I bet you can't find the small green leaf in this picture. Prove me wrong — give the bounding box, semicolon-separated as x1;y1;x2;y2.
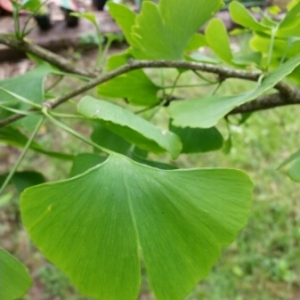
130;0;223;60
170;124;223;153
70;153;107;177
21;0;41;12
169;55;300;128
278;149;300;170
229;1;270;32
288;158;300;182
98;51;160;106
78;97;182;158
71;12;98;27
205;18;233;63
21;154;253;300
108;3;136;45
0;248;33;300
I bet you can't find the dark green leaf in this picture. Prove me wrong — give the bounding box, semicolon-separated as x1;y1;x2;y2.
170;124;223;153
91;123;131;154
21;154;253;300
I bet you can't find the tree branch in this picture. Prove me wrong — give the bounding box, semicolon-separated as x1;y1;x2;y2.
1;55;300;128
0;34;96;77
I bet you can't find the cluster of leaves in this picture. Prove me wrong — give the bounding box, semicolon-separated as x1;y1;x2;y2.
1;0;300;299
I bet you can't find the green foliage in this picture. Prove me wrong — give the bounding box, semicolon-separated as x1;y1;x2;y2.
21;154;252;300
0;248;32;300
1;0;300;299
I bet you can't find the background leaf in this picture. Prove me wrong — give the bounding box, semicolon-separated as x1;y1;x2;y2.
21;154;253;300
0;248;33;300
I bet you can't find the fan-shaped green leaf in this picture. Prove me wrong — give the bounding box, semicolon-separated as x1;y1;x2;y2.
205;18;233;63
170;124;223;153
168;54;300;128
78;97;182;158
0;248;33;300
21;154;253;300
130;0;223;60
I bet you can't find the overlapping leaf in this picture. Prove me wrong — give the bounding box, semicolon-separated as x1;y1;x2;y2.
78;96;182;158
21;154;253;300
168;55;300;128
0;248;32;300
130;0;223;60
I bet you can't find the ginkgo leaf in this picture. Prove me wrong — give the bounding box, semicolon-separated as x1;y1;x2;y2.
0;248;33;300
168;54;300;128
205;18;233;63
21;154;253;300
78;96;182;158
229;1;270;32
130;0;223;60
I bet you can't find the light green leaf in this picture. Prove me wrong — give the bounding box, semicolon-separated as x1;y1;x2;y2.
108;3;136;45
0;248;33;300
205;18;233;63
70;153;107;177
91;123;131;154
130;0;223;60
21;0;41;12
168;55;300;128
21;153;253;300
170;124;223;153
71;12;98;27
78;97;182;158
288;158;300;182
229;1;270;32
98;51;160;106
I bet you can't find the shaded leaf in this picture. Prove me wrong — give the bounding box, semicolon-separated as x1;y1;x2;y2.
78;97;182;158
0;248;33;300
21;154;253;300
70;153;107;177
170;124;223;153
130;0;223;60
91;123;131;154
98;51;160;106
168;55;300;128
